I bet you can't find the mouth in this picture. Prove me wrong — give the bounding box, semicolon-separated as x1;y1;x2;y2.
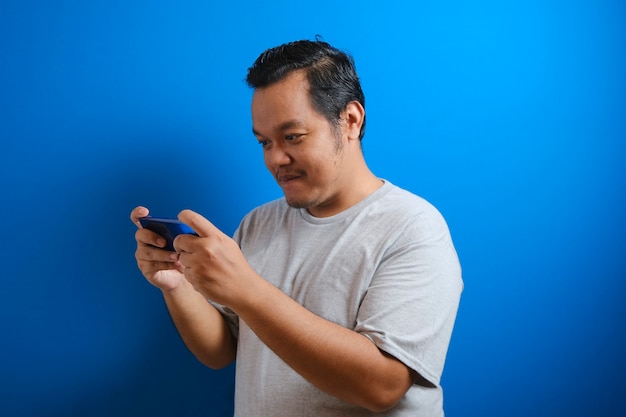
276;172;303;186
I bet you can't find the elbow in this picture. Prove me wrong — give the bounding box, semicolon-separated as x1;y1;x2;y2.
196;350;236;370
362;391;404;413
357;380;411;413
193;340;237;370
358;368;422;412
199;358;233;370
192;333;238;370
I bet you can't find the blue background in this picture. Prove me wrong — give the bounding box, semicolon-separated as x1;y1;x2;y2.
1;1;624;416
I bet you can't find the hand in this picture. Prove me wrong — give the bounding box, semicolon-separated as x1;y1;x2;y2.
131;206;185;292
174;209;257;307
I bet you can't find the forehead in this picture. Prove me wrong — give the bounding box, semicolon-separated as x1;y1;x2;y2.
251;71;323;132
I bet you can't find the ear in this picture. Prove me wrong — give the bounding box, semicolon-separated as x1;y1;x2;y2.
342;101;365;142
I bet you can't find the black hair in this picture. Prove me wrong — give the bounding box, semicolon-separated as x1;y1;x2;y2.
246;39;366;141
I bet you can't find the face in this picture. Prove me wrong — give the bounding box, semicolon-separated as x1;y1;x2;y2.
251;71;347;216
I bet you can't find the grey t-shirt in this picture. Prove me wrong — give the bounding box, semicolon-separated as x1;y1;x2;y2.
219;180;462;416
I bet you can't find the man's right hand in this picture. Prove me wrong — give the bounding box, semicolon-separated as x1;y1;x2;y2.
131;206;185;292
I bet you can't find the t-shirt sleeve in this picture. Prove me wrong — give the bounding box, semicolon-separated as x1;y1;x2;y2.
354;210;463;386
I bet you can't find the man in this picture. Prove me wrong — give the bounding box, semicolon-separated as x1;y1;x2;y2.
131;39;462;416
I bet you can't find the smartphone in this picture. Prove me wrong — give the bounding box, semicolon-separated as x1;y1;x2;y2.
139;216;197;251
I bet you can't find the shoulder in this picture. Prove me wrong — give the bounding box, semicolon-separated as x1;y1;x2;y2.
234;197;292;243
378;182;448;225
242;197;291;225
245;196;286;215
371;182;454;248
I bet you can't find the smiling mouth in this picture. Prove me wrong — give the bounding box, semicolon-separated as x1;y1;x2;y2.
276;172;303;185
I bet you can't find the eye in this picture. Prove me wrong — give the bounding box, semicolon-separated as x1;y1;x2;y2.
255;135;270;148
285;134;303;142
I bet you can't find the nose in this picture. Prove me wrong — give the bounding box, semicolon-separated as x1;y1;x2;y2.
265;143;292;168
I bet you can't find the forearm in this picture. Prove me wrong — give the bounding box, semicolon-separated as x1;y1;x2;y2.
232;276;415;412
163;279;236;369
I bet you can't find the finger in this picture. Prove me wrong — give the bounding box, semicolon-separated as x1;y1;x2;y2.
131;206;150;228
137;248;172;271
178;209;222;238
136;241;177;264
172;233;196;253
137;259;182;278
136;228;167;249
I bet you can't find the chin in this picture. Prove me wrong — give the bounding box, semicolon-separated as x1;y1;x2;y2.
284;192;317;209
285;197;311;209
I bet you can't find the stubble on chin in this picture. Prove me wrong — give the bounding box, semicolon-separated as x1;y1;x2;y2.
284;194;315;209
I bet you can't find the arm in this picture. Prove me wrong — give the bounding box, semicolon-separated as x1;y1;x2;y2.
131;206;236;369
235;277;417;412
175;210;416;412
162;278;236;369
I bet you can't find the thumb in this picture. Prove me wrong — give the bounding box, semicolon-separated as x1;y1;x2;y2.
178;209;220;238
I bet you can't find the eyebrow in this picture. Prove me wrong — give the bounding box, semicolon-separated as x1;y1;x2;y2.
252;119;306;137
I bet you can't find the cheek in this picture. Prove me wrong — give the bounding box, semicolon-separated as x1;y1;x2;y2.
308;155;339;182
